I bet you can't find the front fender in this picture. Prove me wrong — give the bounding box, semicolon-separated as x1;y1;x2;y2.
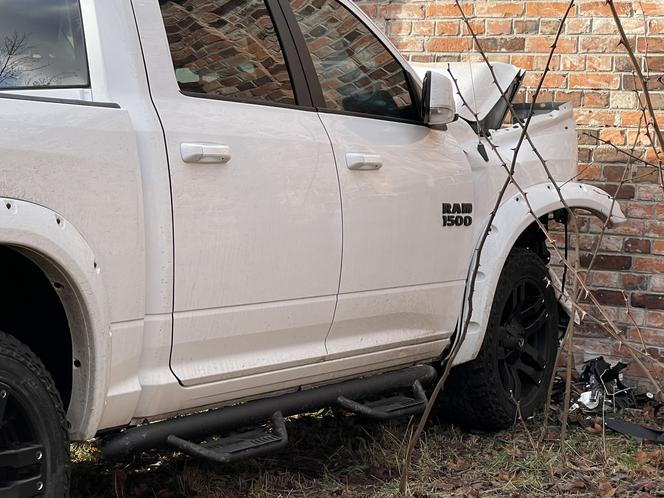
0;197;110;439
453;181;625;365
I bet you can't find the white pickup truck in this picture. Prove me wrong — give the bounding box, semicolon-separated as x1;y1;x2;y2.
0;0;624;496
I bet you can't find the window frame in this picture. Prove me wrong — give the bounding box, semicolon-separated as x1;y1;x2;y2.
277;0;425;125
0;0;91;91
158;0;315;111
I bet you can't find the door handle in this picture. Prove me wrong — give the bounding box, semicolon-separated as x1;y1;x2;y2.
181;143;232;164
346;153;383;171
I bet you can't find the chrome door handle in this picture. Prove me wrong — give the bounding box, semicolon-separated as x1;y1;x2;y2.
346;152;383;171
181;143;232;164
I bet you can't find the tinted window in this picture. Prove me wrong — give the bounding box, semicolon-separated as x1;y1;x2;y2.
0;0;88;89
289;0;418;120
160;0;296;105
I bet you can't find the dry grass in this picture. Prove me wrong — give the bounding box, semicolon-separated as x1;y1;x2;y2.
71;409;664;497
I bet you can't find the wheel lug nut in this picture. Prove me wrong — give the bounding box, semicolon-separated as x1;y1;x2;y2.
0;390;6;399
36;450;43;461
36;482;43;491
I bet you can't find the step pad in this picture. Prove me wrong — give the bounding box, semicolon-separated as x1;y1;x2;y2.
337;380;428;420
365;395;425;413
202;431;282;455
167;411;287;464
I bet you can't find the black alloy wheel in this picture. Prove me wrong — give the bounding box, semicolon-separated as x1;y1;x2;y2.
441;248;560;431
496;276;553;407
0;332;69;497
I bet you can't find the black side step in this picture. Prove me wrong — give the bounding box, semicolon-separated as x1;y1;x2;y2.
103;365;437;459
0;477;44;498
167;411;288;464
0;444;45;498
337;380;427;420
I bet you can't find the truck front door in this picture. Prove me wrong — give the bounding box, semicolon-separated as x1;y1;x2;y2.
284;0;475;359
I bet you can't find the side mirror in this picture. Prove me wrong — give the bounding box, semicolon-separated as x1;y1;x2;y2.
422;70;457;126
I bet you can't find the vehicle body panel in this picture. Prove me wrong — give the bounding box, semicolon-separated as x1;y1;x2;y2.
0;96;143;438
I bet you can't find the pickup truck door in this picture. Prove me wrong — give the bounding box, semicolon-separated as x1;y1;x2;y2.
283;0;475;358
134;0;342;386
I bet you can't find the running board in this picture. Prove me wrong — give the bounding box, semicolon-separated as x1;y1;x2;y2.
103;365;437;460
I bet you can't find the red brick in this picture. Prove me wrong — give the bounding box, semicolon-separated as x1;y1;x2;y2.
567;18;592;35
584;289;627;306
637;2;664;16
632;292;664;310
593;18;645;35
574;109;618;126
475;2;524;17
380;4;424;19
412;20;435;36
650;19;664;34
623;274;649;290
586;55;613;71
653;240;664;255
580;253;632;270
521;72;566;88
480;37;525;52
579;1;632;16
646;311;664;328
569;73;620;90
435;20;459;36
388;21;412;36
561;54;585;71
637;37;664;53
425;3;473;18
583;92;610;107
579;36;623;53
460;19;486;35
526;2;573;17
525;36;577;53
599;128;626;145
392;38;424;52
486;19;512;35
514;19;539;34
623;237;651;253
633;256;664;273
425;38;471;52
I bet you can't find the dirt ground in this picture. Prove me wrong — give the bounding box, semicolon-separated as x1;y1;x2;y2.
71;409;664;498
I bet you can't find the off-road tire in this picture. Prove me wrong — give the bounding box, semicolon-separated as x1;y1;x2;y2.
0;331;70;496
442;248;559;431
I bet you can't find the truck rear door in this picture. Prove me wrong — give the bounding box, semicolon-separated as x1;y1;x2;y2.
133;0;342;387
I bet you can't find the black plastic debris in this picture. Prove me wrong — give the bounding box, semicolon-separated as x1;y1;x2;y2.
572;357;643;414
552;356;664;442
605;418;664;444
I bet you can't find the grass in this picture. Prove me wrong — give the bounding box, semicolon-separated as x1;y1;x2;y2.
70;409;664;497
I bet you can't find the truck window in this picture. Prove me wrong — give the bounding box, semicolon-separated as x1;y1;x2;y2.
160;0;296;106
288;0;418;121
0;0;88;89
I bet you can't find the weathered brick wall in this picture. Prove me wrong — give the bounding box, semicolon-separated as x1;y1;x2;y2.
355;0;664;379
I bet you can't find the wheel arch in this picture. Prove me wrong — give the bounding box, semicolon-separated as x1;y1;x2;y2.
452;181;626;366
0;198;111;440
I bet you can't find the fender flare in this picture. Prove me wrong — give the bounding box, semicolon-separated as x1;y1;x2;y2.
0;197;110;439
453;181;626;365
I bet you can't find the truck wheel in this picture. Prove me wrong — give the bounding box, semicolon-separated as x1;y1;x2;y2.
0;331;70;496
443;248;559;431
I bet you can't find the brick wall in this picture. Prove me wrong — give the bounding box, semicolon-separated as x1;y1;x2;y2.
355;0;664;380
